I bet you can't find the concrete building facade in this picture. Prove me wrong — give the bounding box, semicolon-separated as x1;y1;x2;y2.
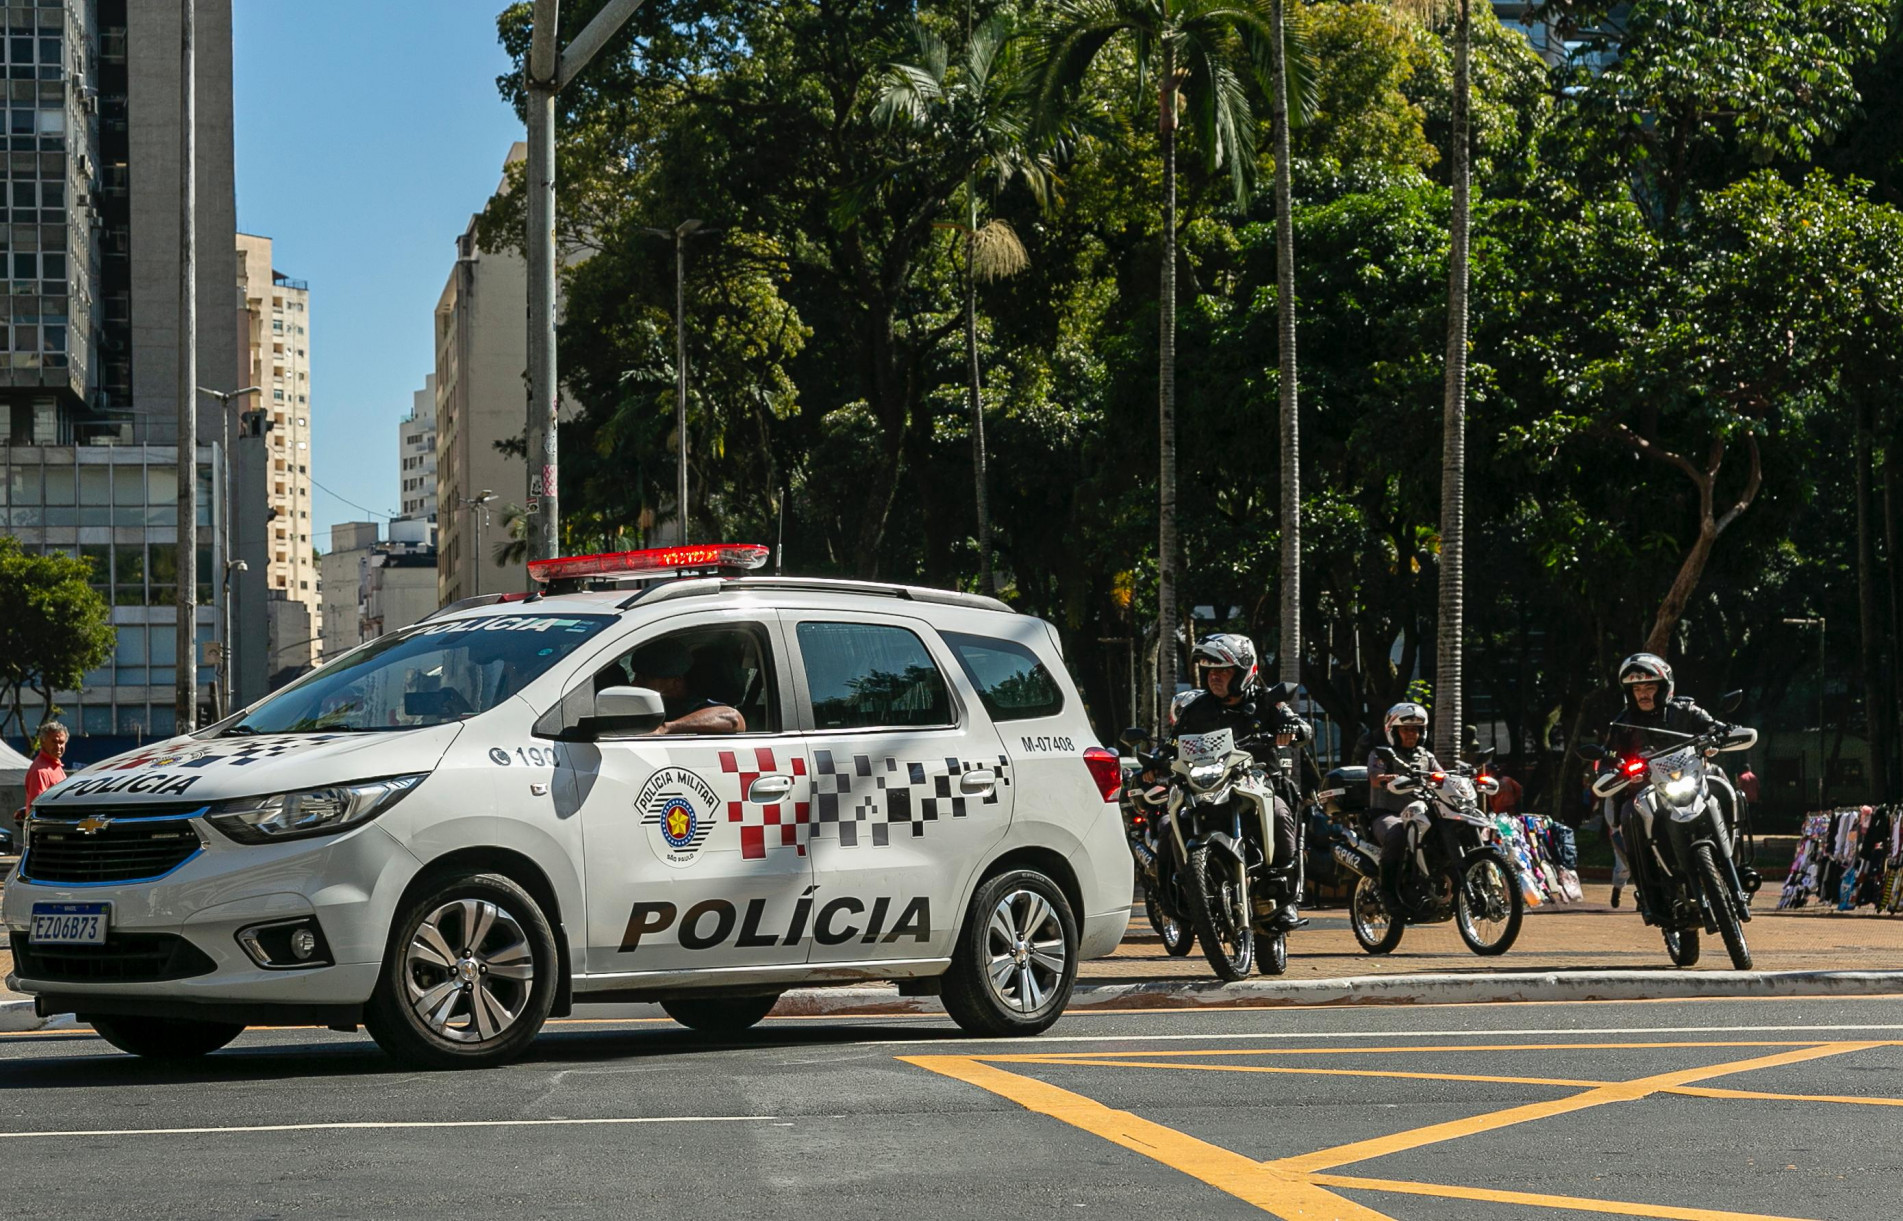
318;518;377;659
319;517;435;657
0;0;244;752
399;373;435;526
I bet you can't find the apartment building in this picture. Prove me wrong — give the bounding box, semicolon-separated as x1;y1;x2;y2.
399;372;435;527
0;0;244;748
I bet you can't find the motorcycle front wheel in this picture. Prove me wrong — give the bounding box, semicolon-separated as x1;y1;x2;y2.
1258;926;1288;976
1663;923;1701;967
1350;875;1405;955
1145;892;1195;957
1456;850;1525;956
1695;843;1753;969
1184;844;1253;980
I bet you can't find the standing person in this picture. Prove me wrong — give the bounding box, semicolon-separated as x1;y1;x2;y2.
23;720;69;815
1489;764;1523;816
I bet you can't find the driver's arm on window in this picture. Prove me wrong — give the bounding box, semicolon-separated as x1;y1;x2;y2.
655;705;745;736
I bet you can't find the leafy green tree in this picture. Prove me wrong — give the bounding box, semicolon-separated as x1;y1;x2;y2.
873;11;1058;594
0;537;115;738
1031;0;1278;722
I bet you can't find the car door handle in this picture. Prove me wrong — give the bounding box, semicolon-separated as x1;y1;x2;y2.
960;769;997;795
748;774;795;803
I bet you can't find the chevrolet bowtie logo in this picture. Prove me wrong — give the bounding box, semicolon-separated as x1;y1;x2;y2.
74;814;112;835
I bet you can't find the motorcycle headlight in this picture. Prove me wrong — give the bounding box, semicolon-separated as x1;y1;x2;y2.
1189;763;1225;789
1662;776;1700;804
206;774;425;844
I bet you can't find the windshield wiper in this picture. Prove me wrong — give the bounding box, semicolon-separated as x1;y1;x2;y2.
219;724;260;737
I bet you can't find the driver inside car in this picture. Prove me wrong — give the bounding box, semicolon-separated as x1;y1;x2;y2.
618;638;745;736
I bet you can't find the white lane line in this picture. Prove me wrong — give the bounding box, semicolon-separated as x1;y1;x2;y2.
0;1115;776;1140
854;1022;1903;1048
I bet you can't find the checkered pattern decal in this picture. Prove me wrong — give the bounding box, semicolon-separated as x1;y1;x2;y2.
811;748;1012;848
106;737;345;771
718;746;811;860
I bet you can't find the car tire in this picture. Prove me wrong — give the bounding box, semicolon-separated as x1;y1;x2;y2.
941;868;1078;1038
364;870;559;1070
661;993;782;1033
87;1014;245;1059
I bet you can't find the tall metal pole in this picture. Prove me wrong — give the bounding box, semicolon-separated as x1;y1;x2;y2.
674;227;688;544
524;0;646;566
175;0;197;734
525;0;560;564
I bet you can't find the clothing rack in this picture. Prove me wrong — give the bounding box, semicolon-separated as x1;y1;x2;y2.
1778;805;1901;912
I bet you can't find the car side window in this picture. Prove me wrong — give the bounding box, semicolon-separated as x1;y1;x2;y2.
589;622;781;735
940;631;1065;722
796;621;953;730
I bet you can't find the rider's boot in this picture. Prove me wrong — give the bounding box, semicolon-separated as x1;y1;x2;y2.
1378;858;1404;915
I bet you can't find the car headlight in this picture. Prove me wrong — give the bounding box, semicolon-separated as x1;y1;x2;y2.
206;775;425;844
1189;763;1225;789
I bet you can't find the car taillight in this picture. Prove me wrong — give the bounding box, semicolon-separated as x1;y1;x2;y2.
1083;747;1122;803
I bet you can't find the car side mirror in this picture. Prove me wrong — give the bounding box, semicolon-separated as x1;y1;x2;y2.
579;685;667;737
1718;689;1744;715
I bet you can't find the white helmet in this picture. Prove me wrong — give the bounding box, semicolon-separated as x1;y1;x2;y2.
1619;652;1675;706
1192;633;1259;696
1383;701;1429;746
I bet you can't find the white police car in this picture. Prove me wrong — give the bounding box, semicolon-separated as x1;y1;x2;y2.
4;545;1131;1067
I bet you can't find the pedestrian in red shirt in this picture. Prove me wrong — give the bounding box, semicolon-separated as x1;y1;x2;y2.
23;720;69;814
1489;765;1523;815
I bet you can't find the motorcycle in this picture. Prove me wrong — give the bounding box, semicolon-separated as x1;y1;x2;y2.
1119;680;1305;981
1333;747;1525;957
1118;747;1195;958
1580;703;1759;969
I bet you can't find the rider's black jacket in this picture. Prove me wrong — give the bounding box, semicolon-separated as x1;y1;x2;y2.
1605;697;1720;760
1173;689;1312;754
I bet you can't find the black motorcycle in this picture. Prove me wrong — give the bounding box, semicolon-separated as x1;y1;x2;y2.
1580;703;1759;969
1119;748;1195;958
1332;747;1525;957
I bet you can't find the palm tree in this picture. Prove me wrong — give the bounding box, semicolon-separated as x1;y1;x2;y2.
1269;0;1300;687
1031;0;1277;730
875;14;1057;595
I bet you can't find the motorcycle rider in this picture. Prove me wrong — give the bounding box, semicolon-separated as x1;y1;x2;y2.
1172;633;1312;928
1601;652;1746;916
1367;702;1441;912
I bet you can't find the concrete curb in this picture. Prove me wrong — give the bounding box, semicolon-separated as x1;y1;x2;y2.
762;968;1903;1017
8;971;1901;1034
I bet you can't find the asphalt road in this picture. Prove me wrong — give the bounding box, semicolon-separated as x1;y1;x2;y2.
3;997;1901;1220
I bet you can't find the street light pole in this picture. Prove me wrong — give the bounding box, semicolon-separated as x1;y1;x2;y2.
1784;616;1827;808
461;489;496;595
200;385;261;715
642;220;716;544
176;0;197;734
524;0;649;564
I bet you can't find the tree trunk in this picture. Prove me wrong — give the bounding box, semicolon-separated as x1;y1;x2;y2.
1855;402;1889;797
966;192;993;595
1434;0;1472;760
1155;47;1181;734
1271;0;1301;687
1885;413;1902;798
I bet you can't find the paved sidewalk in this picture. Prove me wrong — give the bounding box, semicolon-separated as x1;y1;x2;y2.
1093;881;1900;982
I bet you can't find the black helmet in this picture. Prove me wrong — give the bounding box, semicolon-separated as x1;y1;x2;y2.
1618;652;1675;706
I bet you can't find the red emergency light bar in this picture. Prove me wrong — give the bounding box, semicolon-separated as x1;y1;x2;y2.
527;543;771;585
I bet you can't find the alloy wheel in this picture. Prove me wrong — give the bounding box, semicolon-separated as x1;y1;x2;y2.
403;897;536;1044
985;888;1068;1014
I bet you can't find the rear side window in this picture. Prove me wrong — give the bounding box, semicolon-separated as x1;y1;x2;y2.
942;631;1065;722
797;622;952;730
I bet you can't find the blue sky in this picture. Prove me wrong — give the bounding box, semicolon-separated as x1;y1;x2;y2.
233;1;524;546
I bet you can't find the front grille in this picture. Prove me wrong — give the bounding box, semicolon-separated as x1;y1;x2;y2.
21;812;204;884
9;931;217;983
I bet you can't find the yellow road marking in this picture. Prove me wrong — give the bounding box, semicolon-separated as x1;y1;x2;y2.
1273;1042;1881;1174
902;1054;1392;1221
1670;1085;1903;1107
1309;1173;1820;1221
991;1056;1610;1089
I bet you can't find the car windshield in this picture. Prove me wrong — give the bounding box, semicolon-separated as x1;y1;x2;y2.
224;613;616;734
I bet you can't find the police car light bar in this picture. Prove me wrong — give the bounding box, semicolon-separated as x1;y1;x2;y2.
527;544;771;586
